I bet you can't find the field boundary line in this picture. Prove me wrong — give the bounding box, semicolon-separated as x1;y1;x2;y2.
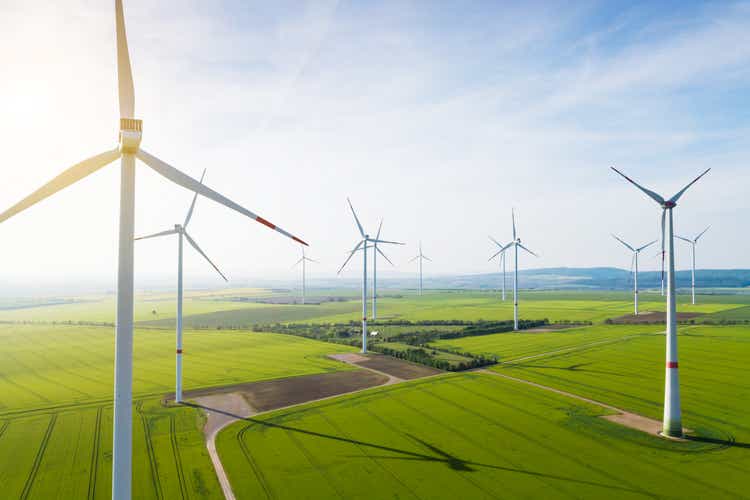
20;413;57;500
87;407;103;500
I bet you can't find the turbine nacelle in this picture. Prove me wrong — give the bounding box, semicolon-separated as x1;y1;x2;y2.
119;118;142;154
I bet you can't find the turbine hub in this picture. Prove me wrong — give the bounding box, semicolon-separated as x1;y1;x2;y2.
663;201;676;208
119;118;143;154
175;224;182;232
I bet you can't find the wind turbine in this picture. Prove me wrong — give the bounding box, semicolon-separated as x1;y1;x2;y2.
612;166;710;438
338;199;402;353
611;234;656;315
488;236;508;301
135;169;228;404
489;210;538;331
676;227;710;305
292;247;318;304
409;242;432;296
0;2;308;498
371;220;396;320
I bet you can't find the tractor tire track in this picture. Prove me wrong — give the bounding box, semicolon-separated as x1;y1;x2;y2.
137;402;164;500
284;428;345;499
237;425;273;499
170;415;188;500
87;407;103;500
20;413;57;500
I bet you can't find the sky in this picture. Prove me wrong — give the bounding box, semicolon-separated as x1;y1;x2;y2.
0;0;748;292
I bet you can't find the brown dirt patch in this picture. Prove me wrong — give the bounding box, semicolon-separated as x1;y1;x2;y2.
193;370;388;413
329;352;369;363
355;354;442;380
611;311;703;324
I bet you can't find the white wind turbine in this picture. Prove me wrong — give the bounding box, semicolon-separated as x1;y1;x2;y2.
292;247;318;305
612;166;710;438
338;199;403;352
488;236;508;301
0;2;308;497
489;210;538;331
676;227;710;305
409;241;432;296
135;169;228;404
611;234;656;315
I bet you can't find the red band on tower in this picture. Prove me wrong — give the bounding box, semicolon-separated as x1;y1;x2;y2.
176;349;183;354
667;361;678;368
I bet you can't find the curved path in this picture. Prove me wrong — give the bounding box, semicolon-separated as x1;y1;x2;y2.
195;353;423;500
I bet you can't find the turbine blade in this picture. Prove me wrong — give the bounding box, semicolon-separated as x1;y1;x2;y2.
0;149;120;224
422;255;433;262
184;231;228;282
668;168;711;204
376;246;395;266
371;239;404;245
660;208;666;285
305;257;320;264
291;257;304;268
611;234;635;252
518;243;538;257
512;209;517;240
488;247;505;261
637;240;657;252
610;167;665;205
375;219;383;241
115;0;135;118
409;255;420;263
183;169;206;228
338;240;364;275
347;198;365;238
695;226;710;242
488;235;504;248
134;228;177;241
675;235;693;244
137;149;307;245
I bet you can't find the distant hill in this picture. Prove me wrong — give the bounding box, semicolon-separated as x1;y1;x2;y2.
378;267;750;292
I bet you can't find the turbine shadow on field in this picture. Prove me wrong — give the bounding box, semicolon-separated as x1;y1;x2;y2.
506;362;628;377
190;403;652;494
684;435;750;449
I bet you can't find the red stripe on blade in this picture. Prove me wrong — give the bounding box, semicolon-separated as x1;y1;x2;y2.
667;361;678;368
255;216;276;230
292;235;309;246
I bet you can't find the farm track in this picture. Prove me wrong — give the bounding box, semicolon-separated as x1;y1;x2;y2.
237;425;273;499
0;420;9;440
170;415;188;500
87;407;103;500
137;402;163;500
20;414;57;500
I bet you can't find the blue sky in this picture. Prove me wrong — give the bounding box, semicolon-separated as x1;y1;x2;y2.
0;0;747;289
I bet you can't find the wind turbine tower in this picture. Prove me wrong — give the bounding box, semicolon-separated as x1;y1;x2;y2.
676;227;710;305
409;242;432;296
489;236;508;301
489;210;538;330
612;166;710;437
135;169;229;403
338;199;402;352
611;234;656;315
0;2;308;497
293;247;318;305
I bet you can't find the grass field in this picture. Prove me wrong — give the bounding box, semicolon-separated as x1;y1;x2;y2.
217;372;749;499
3;288;749;498
430;324;665;361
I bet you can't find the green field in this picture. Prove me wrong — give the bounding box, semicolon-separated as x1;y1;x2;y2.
217;372;749;499
2;288;749;498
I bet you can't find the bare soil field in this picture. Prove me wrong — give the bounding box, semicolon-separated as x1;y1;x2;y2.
186;369;388;412
355;353;443;379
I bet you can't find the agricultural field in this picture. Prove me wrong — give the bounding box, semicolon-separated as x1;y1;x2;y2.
430;324;665;362
217;372;749;499
497;325;750;437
